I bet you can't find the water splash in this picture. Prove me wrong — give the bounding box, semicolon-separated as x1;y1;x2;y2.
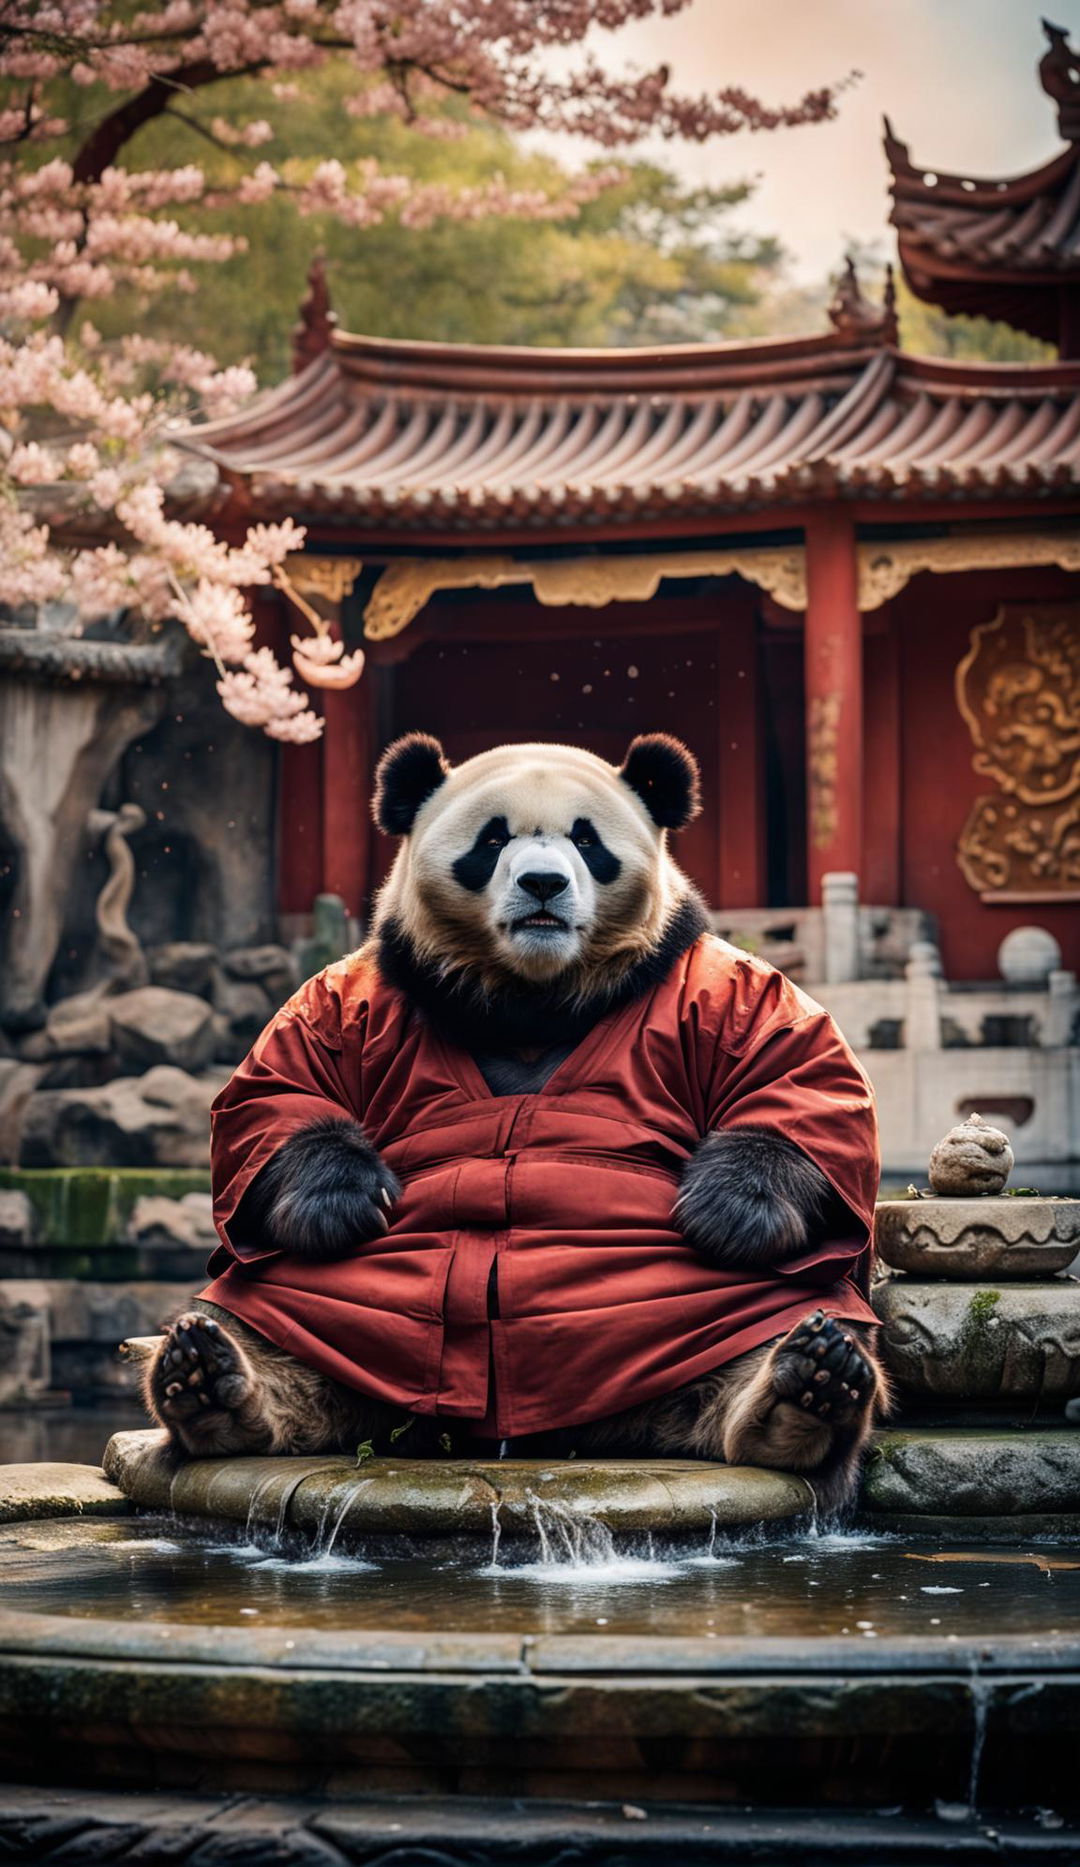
966;1671;993;1817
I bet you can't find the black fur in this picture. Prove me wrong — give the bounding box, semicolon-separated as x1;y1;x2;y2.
240;1116;401;1263
620;734;701;830
452;816;510;892
675;1126;834;1271
376;891;710;1052
373;733;450;835
570;817;621;884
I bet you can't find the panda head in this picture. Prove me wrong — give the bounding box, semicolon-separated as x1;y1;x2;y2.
372;733;702;994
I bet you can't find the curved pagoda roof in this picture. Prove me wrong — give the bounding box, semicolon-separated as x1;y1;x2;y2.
886;21;1080;348
187;309;1080;537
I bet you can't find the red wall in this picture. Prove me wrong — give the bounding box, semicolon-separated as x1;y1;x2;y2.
371;593;765;910
894;565;1079;980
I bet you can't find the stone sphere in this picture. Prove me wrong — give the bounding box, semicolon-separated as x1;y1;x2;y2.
997;925;1062;986
928;1112;1014;1196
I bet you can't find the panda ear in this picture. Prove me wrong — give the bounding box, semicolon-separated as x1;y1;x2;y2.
619;734;701;830
372;733;450;834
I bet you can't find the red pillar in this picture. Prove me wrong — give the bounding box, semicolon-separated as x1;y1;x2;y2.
320;624;372;922
716;599;765;907
803;508;863;903
861;608;901;904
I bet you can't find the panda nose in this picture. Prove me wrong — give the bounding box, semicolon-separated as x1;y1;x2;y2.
519;871;570;904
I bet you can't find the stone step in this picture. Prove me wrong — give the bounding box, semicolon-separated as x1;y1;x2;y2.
0;1168;212;1281
873;1277;1080;1399
863;1426;1080;1517
0;1462;129;1524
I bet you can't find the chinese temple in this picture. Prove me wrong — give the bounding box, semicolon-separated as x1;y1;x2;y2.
0;21;1077;1190
192;85;1080;990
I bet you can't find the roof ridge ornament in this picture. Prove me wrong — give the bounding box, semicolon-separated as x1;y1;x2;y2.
827;256;898;347
291;250;338;375
1040;20;1080;141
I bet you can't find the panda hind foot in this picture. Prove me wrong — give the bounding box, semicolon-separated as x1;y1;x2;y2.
770;1309;873;1427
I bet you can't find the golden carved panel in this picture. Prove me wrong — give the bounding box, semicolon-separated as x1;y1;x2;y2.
858;531;1080;611
955;603;1080;899
362;546;807;640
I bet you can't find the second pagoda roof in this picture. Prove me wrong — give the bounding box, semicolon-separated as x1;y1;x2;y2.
186;321;1080;535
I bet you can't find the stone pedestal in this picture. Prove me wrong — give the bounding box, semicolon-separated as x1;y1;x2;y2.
869;1183;1080;1521
875;1195;1080;1278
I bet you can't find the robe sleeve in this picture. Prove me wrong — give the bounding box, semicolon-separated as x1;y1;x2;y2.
700;956;879;1295
208;969;366;1270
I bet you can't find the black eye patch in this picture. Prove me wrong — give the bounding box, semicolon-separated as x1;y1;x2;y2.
452;816;511;892
570;817;621;884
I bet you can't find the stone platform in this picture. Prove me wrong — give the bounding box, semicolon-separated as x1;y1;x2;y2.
101;1429;815;1543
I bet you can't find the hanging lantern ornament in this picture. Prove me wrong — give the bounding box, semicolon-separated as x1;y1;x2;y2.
290;632;365;689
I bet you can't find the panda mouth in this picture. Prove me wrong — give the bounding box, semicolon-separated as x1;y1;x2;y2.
513;910;568;933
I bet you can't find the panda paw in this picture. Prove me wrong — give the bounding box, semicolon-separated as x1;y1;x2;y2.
675;1126;832;1272
251;1116;401;1263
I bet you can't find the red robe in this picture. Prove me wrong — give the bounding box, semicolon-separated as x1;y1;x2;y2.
202;934;878;1436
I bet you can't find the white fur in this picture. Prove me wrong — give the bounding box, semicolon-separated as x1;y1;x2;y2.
374;742;692;989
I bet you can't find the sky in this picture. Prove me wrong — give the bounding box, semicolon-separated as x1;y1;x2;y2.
533;1;1080;284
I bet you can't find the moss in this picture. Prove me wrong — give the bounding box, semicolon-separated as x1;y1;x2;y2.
967;1289;1002;1323
0;1168;210;1244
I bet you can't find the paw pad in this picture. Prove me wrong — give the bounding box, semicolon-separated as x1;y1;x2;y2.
773;1309;873;1425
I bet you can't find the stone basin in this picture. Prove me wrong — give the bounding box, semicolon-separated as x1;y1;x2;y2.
875;1195;1080;1279
872;1278;1080;1399
1;1505;1079;1811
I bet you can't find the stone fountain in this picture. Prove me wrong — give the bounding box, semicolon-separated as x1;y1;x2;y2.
0;1123;1078;1852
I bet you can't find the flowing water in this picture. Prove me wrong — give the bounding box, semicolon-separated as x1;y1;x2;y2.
2;1515;1078;1641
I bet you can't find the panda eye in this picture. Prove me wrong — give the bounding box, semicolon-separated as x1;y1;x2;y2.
480;817;510;850
574;832;593;848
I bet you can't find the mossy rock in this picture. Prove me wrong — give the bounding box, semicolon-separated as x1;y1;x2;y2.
0;1169;210;1247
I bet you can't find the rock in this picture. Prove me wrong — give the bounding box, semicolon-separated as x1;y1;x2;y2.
103;1430;815;1542
223;944;296;1002
872;1279;1080;1398
0;1191;35;1247
124;1191;216;1256
19;1065;223;1168
0;1461;130;1522
928;1112;1014;1196
863;1426;1080;1515
44;990;112;1056
0;1061;44;1164
212;975;271;1044
0;1279;50;1403
998;924;1062;986
13;1030;49;1062
875;1195;1080;1279
108;986;217;1074
147;942;218;999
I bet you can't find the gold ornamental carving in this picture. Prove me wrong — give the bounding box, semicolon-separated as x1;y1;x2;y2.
362;545;808;640
283;554;363;606
955;603;1080;900
807;691;841;850
857;531;1080;611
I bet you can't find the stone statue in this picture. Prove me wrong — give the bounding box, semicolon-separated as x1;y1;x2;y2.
87;802;148;990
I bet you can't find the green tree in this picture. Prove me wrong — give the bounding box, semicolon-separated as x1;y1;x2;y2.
73;69;782;375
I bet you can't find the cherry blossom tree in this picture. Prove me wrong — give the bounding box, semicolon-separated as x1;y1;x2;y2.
0;2;847;740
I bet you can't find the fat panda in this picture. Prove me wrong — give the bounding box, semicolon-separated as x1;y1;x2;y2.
146;733;888;1512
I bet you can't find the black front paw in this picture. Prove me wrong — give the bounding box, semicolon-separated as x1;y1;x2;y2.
253;1116;401;1263
675;1126;831;1272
